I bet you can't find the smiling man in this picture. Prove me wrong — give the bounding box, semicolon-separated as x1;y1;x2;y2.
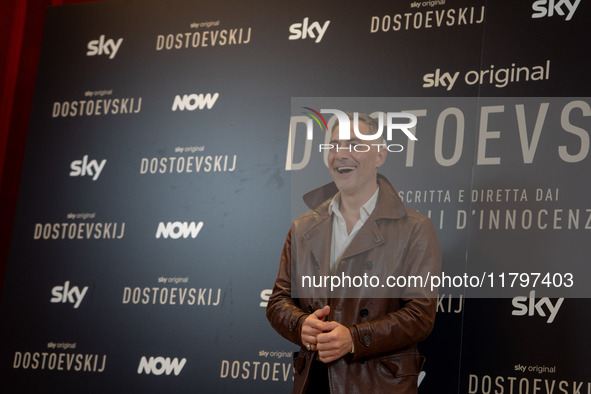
267;112;441;393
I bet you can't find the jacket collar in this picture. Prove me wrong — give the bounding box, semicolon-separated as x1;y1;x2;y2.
302;173;407;220
300;174;408;268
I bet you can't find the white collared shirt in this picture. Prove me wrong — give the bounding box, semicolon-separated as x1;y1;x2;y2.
329;187;379;273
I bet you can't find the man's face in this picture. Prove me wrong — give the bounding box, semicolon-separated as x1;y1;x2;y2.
328;121;386;199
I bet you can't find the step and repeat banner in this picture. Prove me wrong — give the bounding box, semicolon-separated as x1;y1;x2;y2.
1;0;590;392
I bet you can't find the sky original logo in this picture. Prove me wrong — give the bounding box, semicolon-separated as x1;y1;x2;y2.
288;18;330;43
137;356;186;376
422;60;551;91
511;290;564;323
172;93;219;111
69;155;106;181
532;0;580;21
155;221;204;239
50;281;89;309
422;69;460;91
86;35;123;59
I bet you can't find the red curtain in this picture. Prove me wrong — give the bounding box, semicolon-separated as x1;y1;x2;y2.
0;0;103;301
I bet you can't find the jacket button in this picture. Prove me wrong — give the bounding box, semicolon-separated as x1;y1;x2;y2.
289;320;295;330
314;261;320;270
308;305;314;313
363;335;371;346
364;261;374;270
359;308;368;317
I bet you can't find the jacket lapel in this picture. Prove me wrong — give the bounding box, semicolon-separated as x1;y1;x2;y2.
340;219;384;260
300;173;408;272
303;205;332;277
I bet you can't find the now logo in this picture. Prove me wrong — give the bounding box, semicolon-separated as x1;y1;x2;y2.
172;93;219;111
155;221;204;239
137;356;186;376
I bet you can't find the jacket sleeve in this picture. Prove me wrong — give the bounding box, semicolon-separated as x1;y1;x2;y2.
266;228;310;347
349;216;442;360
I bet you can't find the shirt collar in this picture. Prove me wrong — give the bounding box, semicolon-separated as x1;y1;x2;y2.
329;186;380;222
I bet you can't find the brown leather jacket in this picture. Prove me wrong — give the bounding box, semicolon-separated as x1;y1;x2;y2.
267;175;441;394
